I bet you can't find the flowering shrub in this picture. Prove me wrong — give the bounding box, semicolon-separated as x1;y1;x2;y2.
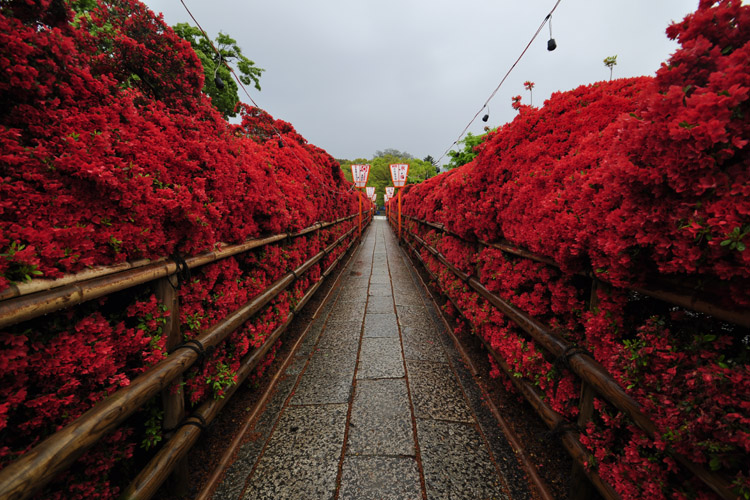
396;1;750;497
0;0;359;498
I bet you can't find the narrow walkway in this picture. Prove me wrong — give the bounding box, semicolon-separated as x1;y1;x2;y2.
213;218;530;500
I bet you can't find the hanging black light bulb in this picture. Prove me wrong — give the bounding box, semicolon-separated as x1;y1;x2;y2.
213;57;225;90
547;15;557;51
214;74;225;90
482;114;489;122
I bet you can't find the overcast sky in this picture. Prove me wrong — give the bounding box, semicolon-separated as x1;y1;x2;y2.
140;0;702;165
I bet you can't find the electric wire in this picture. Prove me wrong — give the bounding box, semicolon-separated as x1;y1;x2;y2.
179;0;357;199
435;0;563;166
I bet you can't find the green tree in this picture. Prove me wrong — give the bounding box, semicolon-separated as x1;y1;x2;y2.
173;23;264;118
445;132;489;170
340;152;436;205
603;55;617;81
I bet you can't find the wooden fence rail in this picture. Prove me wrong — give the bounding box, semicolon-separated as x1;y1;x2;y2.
0;211;371;500
391;214;736;500
405;215;750;329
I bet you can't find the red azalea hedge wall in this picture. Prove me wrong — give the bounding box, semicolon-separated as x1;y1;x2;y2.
0;0;359;498
394;1;750;498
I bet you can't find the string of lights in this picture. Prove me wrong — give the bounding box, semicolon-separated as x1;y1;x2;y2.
178;0;357;199
435;0;563;166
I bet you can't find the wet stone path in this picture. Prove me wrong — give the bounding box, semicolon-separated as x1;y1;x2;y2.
214;218;530;500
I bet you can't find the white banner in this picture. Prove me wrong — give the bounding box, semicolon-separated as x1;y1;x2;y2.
351;164;370;188
366;186;375;198
389;164;409;188
385;186;395;197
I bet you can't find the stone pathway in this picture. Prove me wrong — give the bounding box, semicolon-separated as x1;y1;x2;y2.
213;218;532;500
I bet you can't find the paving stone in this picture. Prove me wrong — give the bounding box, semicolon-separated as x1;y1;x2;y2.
316;321;361;352
357;337;405;379
337;286;369;303
363;313;399;338
416;419;507;500
243;455;339;500
346;276;370;289
328;301;366;323
262;404;348;458
369;273;391;284
407;360;473;423
397;306;436;331
284;355;309;377
393;291;425;307
401;325;446;363
367;284;393;297
339;457;422;500
254;374;299;434
213;458;249;500
347;378;413;456
295;319;326;357
365;295;394;314
291;349;356;405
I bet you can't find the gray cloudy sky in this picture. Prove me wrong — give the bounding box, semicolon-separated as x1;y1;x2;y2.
141;0;700;165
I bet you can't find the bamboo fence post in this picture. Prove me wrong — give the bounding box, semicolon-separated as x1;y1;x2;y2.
154;276;189;496
569;278;600;500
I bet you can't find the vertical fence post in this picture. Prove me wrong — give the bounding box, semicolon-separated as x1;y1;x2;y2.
569;277;600;499
358;188;362;239
155;275;189;496
398;189;402;240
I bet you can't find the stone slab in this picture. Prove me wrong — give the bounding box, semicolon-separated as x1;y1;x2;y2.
367;284;393;297
262;404;348;458
347;378;414;456
401;325;446;363
339;457;422;500
316;321;361;352
365;295;394;314
357;337;405;379
363;313;399;338
417;419;508;500
243;455;339;500
406;360;473;423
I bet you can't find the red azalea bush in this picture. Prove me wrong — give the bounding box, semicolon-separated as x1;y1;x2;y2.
0;0;359;497
396;1;750;497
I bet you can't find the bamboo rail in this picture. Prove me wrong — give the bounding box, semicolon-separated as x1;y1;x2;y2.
122;223;363;499
402;214;750;328
0;213;366;500
399;218;737;500
0;214;359;329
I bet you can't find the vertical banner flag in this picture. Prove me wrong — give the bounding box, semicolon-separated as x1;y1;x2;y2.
386;186;395;198
390;164;408;240
389;164;409;187
351;164;370;188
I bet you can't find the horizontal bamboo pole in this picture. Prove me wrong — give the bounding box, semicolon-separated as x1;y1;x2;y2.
122;224;361;500
0;258;164;302
404;226;737;500
0;215;358;330
0;225;356;500
0;214;358;303
403;214;750;328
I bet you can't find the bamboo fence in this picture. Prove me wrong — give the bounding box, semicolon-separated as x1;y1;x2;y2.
391;213;738;500
0;211;372;500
